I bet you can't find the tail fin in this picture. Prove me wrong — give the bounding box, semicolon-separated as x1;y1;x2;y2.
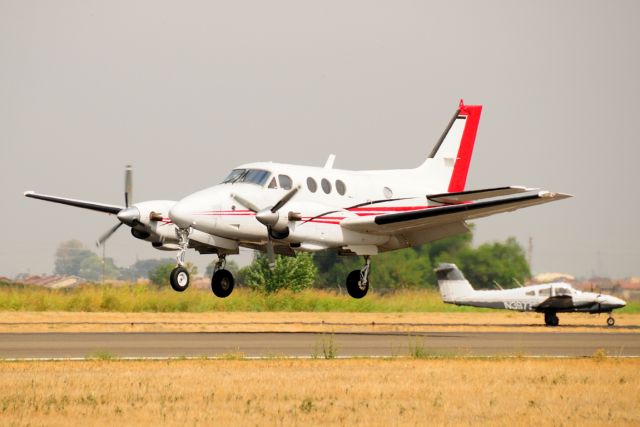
435;263;476;303
418;100;482;193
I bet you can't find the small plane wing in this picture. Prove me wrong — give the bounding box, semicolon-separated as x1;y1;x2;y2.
24;191;123;215
341;190;571;235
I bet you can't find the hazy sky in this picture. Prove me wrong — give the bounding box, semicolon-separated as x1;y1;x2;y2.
1;0;639;279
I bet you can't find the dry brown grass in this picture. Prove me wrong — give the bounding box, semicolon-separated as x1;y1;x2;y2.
0;358;638;426
0;311;637;334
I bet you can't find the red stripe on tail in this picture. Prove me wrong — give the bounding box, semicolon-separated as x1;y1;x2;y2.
448;100;482;192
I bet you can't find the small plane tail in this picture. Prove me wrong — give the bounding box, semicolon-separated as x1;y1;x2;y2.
417;100;482;193
435;263;476;303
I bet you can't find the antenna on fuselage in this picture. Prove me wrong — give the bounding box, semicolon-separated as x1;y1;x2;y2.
492;280;504;290
324;154;336;169
513;278;524;288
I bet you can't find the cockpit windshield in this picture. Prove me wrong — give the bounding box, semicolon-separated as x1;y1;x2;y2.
221;169;271;186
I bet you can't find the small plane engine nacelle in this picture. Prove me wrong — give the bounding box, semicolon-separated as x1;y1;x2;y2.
131;228;151;240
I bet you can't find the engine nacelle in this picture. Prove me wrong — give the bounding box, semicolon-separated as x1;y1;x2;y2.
152;242;180;251
131;228;151;240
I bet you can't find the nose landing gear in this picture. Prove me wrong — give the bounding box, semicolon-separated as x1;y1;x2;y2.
607;315;615;327
346;256;371;299
169;228;191;292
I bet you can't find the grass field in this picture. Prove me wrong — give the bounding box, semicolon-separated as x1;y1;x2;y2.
1;283;638;313
0;358;638;426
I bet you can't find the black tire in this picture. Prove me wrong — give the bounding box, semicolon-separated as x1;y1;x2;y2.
346;270;368;299
211;269;234;298
169;267;190;292
607;317;615;327
544;312;558;327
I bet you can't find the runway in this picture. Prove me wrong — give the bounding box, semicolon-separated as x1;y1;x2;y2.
1;331;639;358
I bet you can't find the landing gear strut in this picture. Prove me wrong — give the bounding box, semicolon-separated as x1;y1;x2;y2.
169;228;191;292
607;314;615;327
211;255;234;298
544;311;559;327
346;256;371;299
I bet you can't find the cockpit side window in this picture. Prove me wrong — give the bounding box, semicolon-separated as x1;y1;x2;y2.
222;169;245;183
539;287;551;297
268;177;278;189
222;169;271;186
278;175;293;190
555;286;571;296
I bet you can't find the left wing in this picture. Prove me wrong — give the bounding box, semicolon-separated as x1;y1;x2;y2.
341;190;571;234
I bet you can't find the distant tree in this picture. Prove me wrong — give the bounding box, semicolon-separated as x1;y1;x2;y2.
120;258;175;281
244;253;317;293
456;237;530;288
54;240;118;281
148;262;198;287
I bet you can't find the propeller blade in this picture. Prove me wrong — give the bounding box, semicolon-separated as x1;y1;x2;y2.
96;222;123;247
231;193;261;213
271;186;300;213
266;236;276;268
124;164;133;207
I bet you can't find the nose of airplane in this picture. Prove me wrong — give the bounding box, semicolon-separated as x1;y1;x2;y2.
169;201;196;229
599;295;627;310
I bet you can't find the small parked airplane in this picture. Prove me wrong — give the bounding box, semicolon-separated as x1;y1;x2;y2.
436;263;626;326
25;100;570;298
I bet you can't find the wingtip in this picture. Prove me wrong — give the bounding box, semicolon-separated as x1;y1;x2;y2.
23;190;34;197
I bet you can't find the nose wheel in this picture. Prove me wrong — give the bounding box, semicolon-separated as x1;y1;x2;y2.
346;256;371;299
169;227;191;292
607;315;615;327
169;266;190;292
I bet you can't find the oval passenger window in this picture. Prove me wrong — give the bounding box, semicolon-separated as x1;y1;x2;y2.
336;180;346;195
321;178;332;194
307;177;317;193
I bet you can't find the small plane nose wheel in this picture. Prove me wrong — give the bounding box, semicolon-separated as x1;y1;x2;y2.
346;256;371;299
170;227;191;292
607;315;615;327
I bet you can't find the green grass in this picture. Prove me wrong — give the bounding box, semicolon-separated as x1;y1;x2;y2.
1;281;637;313
0;282;492;313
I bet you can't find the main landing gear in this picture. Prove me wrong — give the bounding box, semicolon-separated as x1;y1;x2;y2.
210;255;234;298
544;311;559;327
346;256;371;299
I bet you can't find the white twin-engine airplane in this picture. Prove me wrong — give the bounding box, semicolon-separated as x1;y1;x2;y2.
25;101;570;298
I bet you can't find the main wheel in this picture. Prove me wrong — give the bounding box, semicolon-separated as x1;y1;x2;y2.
169;267;190;292
211;269;234;298
544;312;559;327
346;270;369;299
607;317;615;327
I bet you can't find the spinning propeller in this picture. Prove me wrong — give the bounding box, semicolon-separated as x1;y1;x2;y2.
231;186;300;266
96;165;140;247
